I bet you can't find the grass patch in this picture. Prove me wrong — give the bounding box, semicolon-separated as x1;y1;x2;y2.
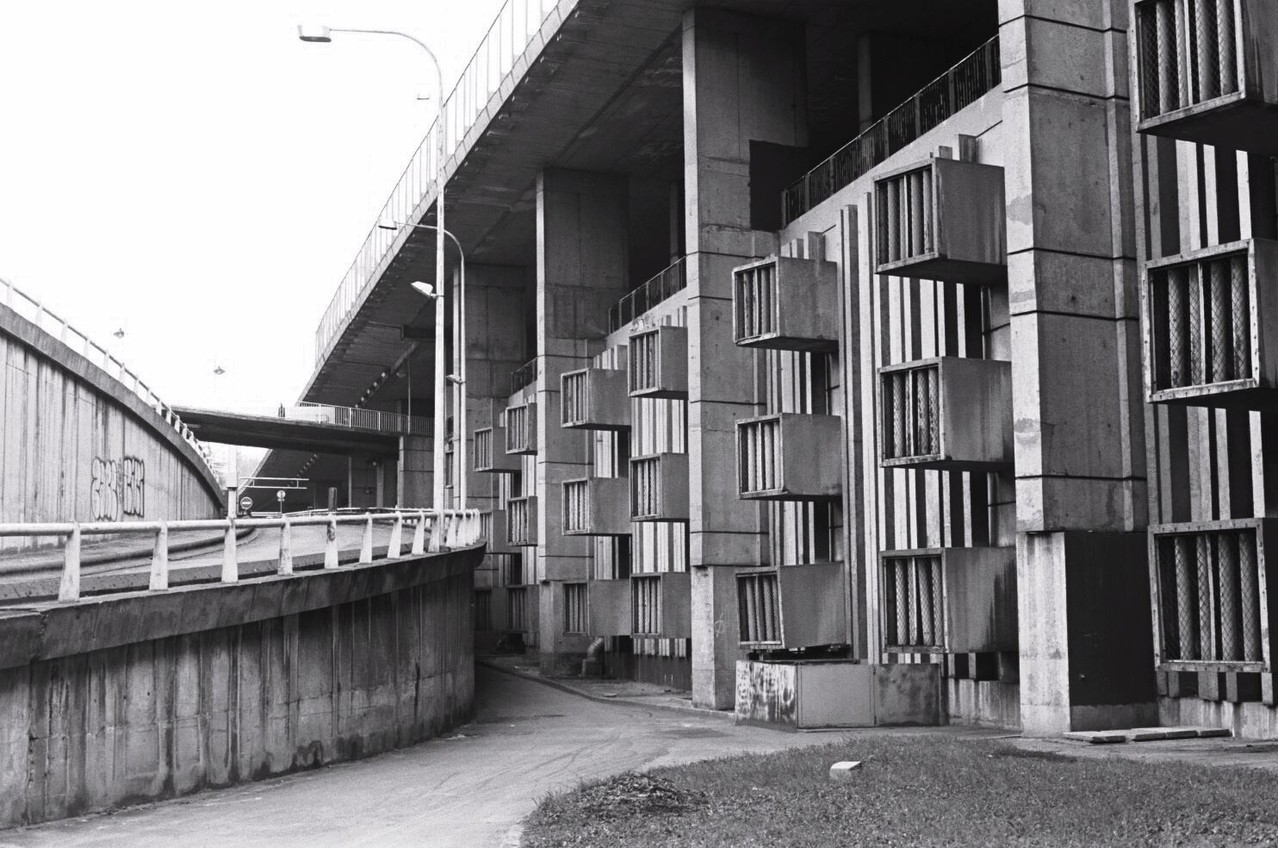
522;736;1278;847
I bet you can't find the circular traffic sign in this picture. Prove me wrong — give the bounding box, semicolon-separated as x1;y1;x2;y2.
239;496;253;512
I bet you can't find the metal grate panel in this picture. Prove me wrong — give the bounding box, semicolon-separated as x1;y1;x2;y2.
883;554;944;651
564;583;587;634
737;572;781;643
876;166;936;268
1156;526;1263;663
1136;0;1240;120
1149;248;1251;391
632;575;662;635
881;364;941;461
734;261;778;342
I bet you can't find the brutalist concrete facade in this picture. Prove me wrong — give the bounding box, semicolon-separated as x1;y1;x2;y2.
294;0;1278;737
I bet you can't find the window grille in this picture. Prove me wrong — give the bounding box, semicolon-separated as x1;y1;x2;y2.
738;572;781;643
564;583;588;634
876;166;935;268
883;554;944;650
734;261;778;342
632;575;661;635
881;364;940;461
475;428;495;471
1156;526;1262;663
508;587;527;631
564;480;590;533
562;371;589;426
1148;248;1251;391
629;331;660;395
738;417;780;495
505;404;535;454
508;497;535;546
475;590;493;631
1136;0;1240;120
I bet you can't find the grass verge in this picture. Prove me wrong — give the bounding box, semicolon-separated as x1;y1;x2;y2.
522;736;1278;847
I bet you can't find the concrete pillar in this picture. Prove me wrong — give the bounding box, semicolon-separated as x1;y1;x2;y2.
459;265;529;520
1000;0;1156;733
535;168;630;675
682;7;806;708
398;435;432;509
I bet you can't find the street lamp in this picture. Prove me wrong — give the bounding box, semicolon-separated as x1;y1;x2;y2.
392;221;467;511
298;23;449;522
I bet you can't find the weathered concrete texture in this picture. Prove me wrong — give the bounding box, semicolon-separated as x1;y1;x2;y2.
735;660;941;729
1017;531;1156;735
1160;698;1278;742
0;305;222;553
948;679;1022;730
0;547;479;827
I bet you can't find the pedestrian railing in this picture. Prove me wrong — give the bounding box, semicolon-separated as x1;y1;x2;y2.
291;401;429;434
0;508;484;603
314;0;575;366
1;275;216;472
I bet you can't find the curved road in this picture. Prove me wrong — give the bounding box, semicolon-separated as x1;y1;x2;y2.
0;666;834;848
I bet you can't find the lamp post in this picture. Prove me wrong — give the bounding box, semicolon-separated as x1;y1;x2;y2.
394;222;466;510
298;24;449;521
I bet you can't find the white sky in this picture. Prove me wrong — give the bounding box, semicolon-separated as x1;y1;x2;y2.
0;0;504;415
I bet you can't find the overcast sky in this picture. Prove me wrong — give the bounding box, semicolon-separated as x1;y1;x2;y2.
0;0;505;414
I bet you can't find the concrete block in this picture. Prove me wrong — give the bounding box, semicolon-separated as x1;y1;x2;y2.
1190;726;1233;738
829;761;862;780
1062;730;1127;744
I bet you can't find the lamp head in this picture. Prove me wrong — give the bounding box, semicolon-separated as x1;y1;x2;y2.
411;281;437;299
297;25;332;43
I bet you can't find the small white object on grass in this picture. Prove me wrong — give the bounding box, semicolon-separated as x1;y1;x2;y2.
829;761;862;780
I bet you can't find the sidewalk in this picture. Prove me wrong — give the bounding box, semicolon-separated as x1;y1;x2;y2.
478;653;730;720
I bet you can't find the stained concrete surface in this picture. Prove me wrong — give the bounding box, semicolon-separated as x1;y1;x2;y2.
0;664;837;848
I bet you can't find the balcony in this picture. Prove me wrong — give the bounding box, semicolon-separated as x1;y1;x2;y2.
507;496;538;547
873;157;1006;286
588;579;632;637
505;402;537;455
1134;0;1278;153
732;256;839;352
561;367;630;430
628;325;687;399
881;547;1017;655
738;563;846;646
1151;519;1276;674
563;477;631;536
879;357;1012;471
609;257;688;333
480;510;517;554
631;572;692;639
475;426;521;473
630;454;689;522
1145;239;1278;410
737;414;843;501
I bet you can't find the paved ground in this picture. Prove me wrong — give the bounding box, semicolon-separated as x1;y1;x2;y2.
0;665;838;848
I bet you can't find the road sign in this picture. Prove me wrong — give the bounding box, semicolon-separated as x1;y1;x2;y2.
239;496;253;513
276;490;286;506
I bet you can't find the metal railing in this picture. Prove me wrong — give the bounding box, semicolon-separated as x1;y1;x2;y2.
608;257;688;333
782;35;1001;225
511;358;538;395
1;276;215;472
292;401;429;434
0;508;484;603
314;0;573;366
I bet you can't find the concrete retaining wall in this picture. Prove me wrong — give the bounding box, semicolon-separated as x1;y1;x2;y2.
0;546;480;827
0;303;223;553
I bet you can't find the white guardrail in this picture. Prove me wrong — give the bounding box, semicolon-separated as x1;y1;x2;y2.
0;508;483;603
1;276;216;472
314;0;569;365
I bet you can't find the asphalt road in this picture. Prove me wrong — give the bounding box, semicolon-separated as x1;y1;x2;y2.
0;665;835;848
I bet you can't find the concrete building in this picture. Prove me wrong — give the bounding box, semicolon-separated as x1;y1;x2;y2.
258;0;1278;737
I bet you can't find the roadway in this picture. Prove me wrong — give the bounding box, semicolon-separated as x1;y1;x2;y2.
0;665;836;848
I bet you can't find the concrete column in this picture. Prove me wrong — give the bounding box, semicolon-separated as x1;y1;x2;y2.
1000;0;1156;733
682;7;806;708
460;264;530;520
398;435;432;509
535;168;630;675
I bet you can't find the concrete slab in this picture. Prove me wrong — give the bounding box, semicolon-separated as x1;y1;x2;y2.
1063;730;1128;744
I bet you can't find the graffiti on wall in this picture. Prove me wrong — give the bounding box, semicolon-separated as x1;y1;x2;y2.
90;456;146;521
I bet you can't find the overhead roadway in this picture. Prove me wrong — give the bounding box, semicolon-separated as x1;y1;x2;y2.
172;407;402;456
